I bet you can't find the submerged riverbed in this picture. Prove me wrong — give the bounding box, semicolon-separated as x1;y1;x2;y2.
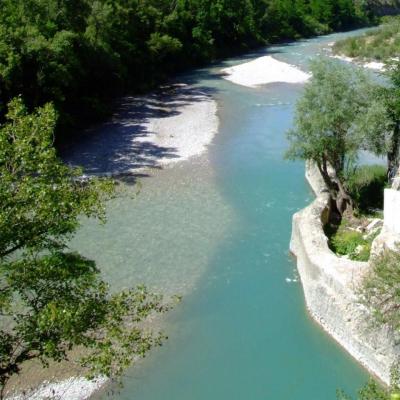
70;29;373;399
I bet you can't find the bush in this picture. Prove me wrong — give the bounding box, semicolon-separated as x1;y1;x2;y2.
361;250;400;330
330;228;370;261
345;165;387;213
328;215;380;262
333;16;400;62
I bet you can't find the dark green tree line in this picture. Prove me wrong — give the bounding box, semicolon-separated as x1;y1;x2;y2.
0;0;374;137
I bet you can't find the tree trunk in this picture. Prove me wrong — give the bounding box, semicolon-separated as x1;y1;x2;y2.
388;123;400;181
317;160;353;217
334;176;354;217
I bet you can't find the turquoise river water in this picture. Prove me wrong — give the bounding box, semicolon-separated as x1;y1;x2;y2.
71;29;374;399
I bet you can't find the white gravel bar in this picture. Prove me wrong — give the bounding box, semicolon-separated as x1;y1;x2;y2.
221;55;311;87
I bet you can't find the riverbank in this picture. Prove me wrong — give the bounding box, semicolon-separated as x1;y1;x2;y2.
332;54;386;71
5;29;377;400
290;162;400;385
63;83;219;176
7;377;107;400
6;83;220;400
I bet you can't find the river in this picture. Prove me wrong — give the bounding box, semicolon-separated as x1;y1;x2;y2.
70;29;373;399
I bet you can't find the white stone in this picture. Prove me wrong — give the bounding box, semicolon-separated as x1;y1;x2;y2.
366;218;383;233
384;189;400;235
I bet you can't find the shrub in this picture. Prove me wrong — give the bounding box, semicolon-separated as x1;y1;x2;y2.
332;16;400;62
360;250;400;330
328;215;380;262
330;228;370;261
345;165;387;213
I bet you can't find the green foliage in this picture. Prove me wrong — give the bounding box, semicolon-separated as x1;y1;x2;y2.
331;229;366;258
286;58;375;174
333;16;400;62
286;57;381;214
345;165;387;213
0;98;113;258
337;379;389;400
0;99;170;396
360;250;400;331
0;0;374;133
329;219;373;261
337;368;400;399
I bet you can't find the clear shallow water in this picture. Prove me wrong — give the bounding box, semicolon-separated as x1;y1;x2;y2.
72;29;375;400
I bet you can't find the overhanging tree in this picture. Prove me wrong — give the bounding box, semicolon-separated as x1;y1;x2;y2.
286;58;378;215
341;60;400;181
0;98;170;398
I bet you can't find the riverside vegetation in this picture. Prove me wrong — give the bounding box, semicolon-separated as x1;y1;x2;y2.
0;1;399;398
0;1;387;397
0;0;377;138
0;99;174;398
333;15;400;62
286;57;400;398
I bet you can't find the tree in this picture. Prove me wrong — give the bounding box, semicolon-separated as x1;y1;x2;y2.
0;98;170;398
286;58;377;215
383;61;400;180
351;60;400;181
337;379;391;400
359;250;400;332
0;0;373;135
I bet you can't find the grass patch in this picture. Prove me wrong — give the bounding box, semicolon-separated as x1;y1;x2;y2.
328;218;380;262
333;16;400;62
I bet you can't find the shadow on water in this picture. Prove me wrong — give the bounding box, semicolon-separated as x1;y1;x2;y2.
62;84;218;175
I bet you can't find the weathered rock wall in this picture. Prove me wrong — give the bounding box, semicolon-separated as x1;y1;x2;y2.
290;162;400;384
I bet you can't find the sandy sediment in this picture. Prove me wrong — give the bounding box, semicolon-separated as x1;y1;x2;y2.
63;83;219;176
221;55;311;87
332;54;386;71
7;377;107;400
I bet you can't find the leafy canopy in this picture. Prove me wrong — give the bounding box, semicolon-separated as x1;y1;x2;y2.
286;58;377;175
285;58;382;214
0;99;170;397
0;0;373;131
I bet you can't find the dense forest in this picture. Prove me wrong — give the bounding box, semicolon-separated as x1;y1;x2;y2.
0;0;378;137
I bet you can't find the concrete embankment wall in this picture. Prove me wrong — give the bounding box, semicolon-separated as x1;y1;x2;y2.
290;163;400;385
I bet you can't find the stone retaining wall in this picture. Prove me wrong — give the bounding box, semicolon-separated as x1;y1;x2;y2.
290;162;400;384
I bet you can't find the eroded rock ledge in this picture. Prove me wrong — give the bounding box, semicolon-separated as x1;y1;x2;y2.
290;162;400;384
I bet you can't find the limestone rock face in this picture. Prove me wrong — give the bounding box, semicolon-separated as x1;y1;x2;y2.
291;163;400;385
